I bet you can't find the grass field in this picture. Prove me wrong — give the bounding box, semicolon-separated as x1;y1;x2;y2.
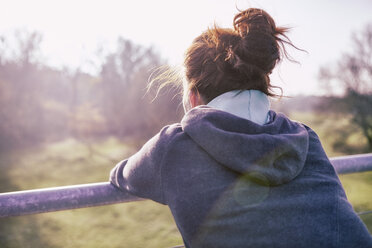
0;138;183;248
0;113;371;247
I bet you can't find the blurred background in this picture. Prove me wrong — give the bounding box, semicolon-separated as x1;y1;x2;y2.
0;0;371;247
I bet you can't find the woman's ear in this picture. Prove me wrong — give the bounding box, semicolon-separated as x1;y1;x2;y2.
189;90;204;108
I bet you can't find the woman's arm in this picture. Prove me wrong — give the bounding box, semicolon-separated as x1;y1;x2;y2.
109;124;179;205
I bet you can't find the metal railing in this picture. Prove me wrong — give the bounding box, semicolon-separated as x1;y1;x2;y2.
1;153;372;218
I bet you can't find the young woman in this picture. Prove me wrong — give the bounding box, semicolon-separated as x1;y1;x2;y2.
110;8;372;248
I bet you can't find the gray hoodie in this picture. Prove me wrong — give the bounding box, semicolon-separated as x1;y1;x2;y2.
110;105;372;248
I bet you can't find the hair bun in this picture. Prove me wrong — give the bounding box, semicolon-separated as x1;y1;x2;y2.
233;8;276;37
183;7;303;103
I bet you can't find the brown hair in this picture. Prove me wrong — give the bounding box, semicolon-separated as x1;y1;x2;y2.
184;8;302;103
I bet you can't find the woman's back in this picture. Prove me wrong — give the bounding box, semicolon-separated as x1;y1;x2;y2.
161;108;371;247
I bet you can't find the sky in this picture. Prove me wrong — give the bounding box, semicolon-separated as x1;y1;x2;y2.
0;0;371;96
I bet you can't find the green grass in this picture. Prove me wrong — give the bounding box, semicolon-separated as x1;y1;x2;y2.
0;112;371;247
0;138;183;248
338;172;372;233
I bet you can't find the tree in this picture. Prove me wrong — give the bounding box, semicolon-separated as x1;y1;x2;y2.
98;38;182;142
0;30;81;150
0;30;46;150
319;23;372;151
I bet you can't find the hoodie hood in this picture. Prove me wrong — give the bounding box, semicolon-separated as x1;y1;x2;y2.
181;106;309;186
207;90;270;125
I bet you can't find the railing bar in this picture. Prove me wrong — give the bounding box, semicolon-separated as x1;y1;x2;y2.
330;153;372;174
357;210;372;216
0;182;144;218
0;153;371;218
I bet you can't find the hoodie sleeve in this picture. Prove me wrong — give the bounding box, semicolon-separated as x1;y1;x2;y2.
109;125;178;205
